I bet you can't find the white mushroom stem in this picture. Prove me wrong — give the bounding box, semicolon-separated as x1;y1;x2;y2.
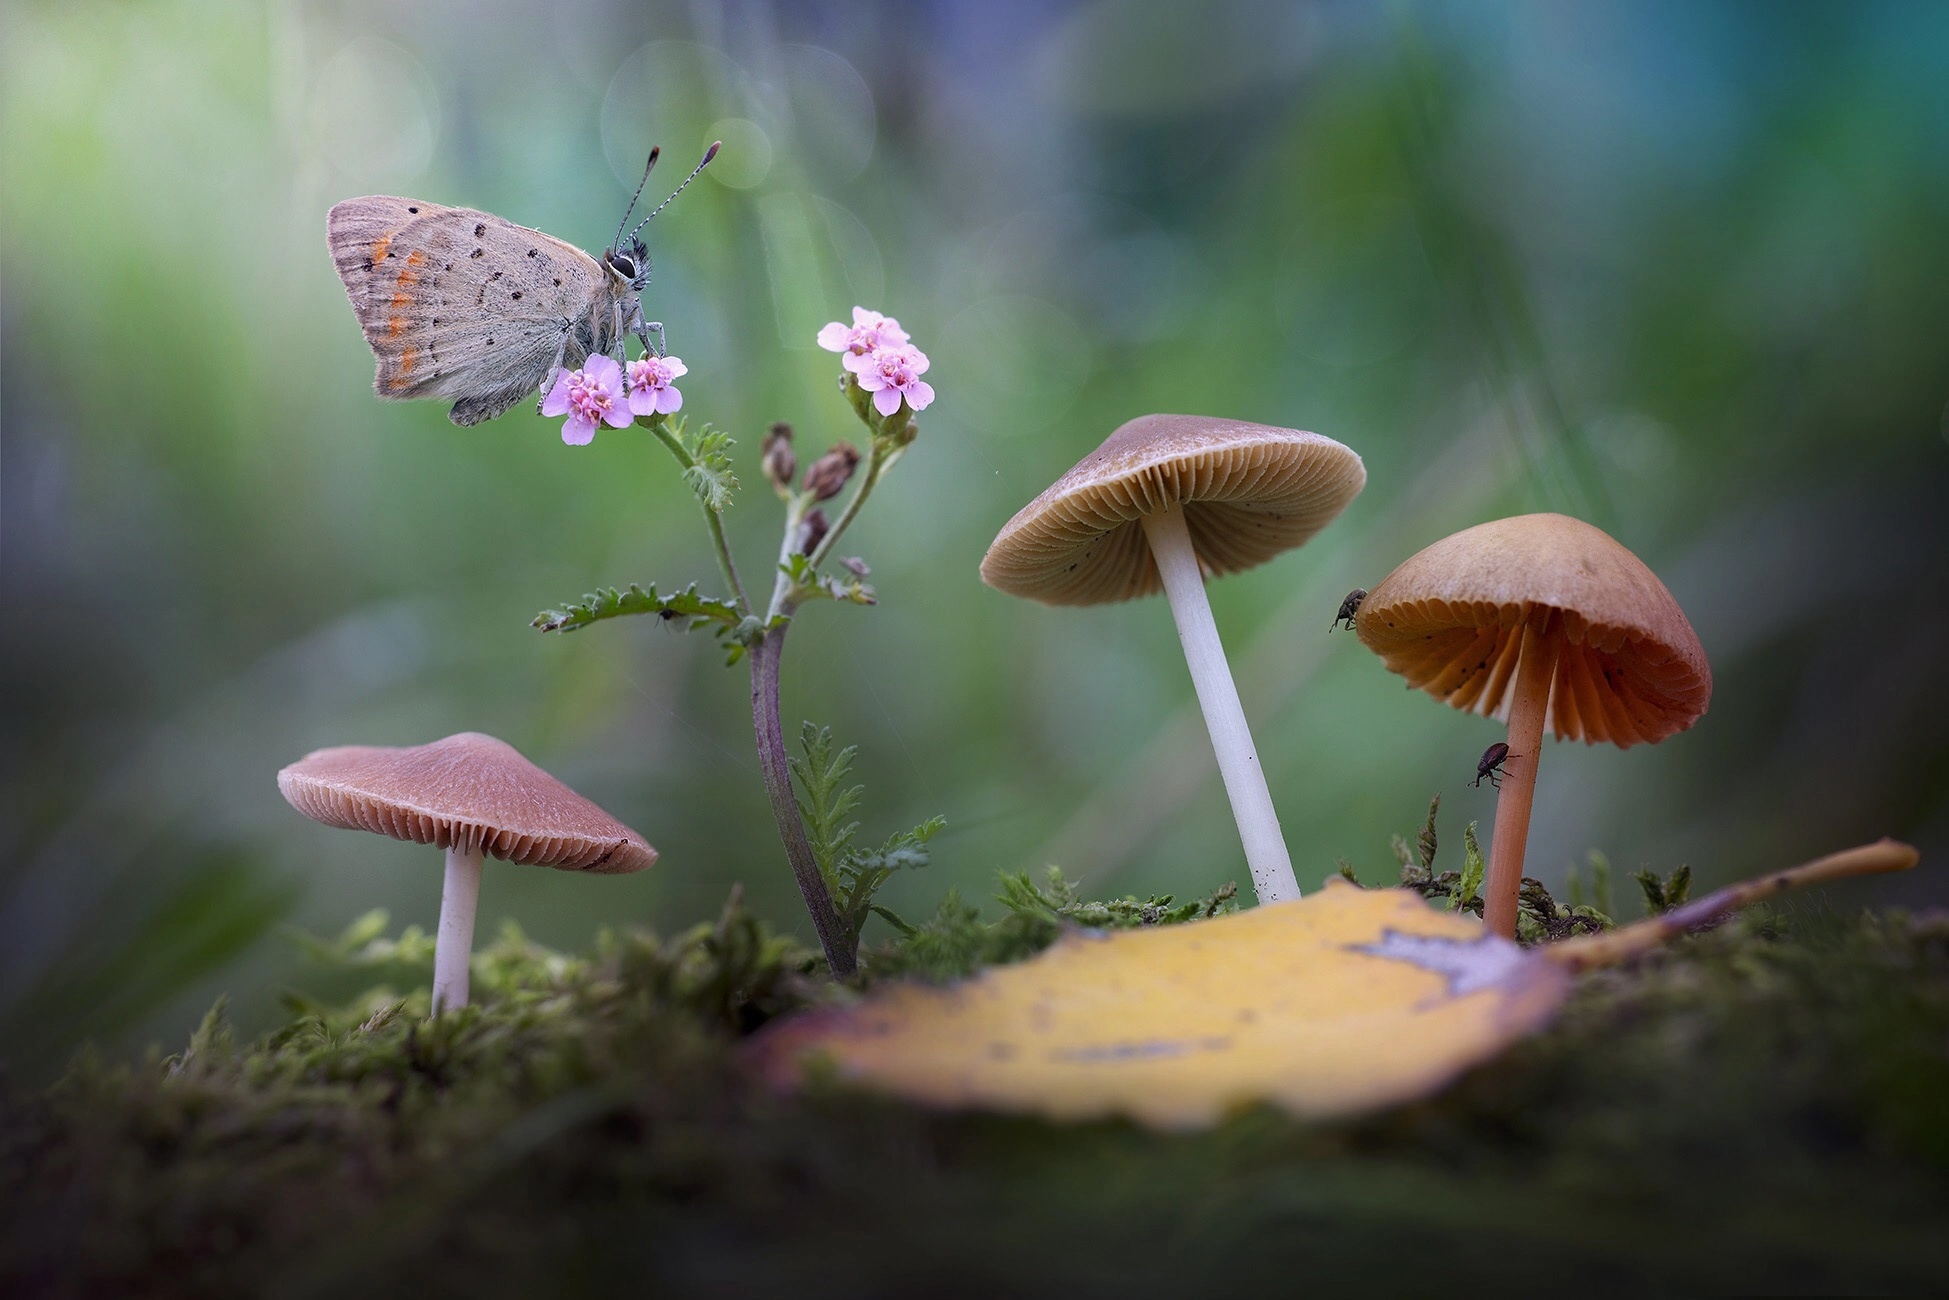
1141;504;1302;904
431;844;483;1014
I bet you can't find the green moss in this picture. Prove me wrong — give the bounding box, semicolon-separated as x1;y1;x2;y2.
5;888;1948;1297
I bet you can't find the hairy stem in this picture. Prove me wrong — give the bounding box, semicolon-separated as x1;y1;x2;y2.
1485;610;1558;938
765;492;811;623
650;419;751;616
749;626;856;976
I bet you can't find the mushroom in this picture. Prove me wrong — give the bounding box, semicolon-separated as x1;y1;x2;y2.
981;414;1366;903
1354;514;1711;937
277;731;657;1012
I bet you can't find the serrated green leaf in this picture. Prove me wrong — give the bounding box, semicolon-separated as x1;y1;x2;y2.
532;582;742;634
789;721;946;946
681;424;739;513
788;723;864;887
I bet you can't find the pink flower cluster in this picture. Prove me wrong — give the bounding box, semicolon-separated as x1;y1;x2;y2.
817;307;934;418
543;352;687;446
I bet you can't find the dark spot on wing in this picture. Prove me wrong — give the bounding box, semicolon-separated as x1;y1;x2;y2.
485;337;495;346
443;262;453;272
511;291;522;300
474;222;486;237
553;278;562;286
361;258;373;271
408;206;419;214
527;248;537;258
489;271;502;282
470;248;483;259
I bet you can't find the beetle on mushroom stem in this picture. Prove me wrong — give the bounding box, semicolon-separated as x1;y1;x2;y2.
1472;742;1512;789
1330;588;1367;632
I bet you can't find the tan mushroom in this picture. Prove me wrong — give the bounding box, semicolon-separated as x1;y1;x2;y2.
1354;514;1710;937
981;414;1366;903
278;731;657;1011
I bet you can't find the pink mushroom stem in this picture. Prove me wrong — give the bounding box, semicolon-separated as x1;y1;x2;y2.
1484;610;1557;938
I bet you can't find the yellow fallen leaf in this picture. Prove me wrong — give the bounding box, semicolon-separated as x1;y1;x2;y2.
752;882;1567;1128
753;840;1918;1130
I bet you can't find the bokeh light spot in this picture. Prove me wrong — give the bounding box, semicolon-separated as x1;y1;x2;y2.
706;117;773;189
309;40;438;184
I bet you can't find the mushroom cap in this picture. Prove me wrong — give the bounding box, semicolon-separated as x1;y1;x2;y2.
979;414;1367;605
277;732;657;873
1354;513;1711;747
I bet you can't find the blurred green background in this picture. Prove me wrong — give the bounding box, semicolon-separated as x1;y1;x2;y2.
4;0;1946;1076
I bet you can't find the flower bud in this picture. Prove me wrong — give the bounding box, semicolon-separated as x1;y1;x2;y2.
799;507;830;555
802;441;861;502
761;422;797;491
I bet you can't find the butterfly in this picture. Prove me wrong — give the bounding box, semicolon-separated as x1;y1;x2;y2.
326;143;717;426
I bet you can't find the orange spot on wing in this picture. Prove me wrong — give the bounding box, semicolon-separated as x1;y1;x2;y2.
398;347;418;377
406;250;426;267
388;316;405;337
390;291;412;308
369;235;392;267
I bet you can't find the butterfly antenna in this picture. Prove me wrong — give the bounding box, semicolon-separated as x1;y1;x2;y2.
611;147;661;250
629;141;720;239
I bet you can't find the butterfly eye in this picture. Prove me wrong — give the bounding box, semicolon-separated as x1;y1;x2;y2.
605;251;637;279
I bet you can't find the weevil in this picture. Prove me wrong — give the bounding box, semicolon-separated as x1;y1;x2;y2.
1330;588;1367;632
1473;742;1512;789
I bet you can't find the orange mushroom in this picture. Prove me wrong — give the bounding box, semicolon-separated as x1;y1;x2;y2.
1355;514;1710;937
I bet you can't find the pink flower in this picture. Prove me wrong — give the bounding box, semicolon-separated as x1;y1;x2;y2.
816;306;910;358
852;343;934;417
626;353;687;416
540;354;633;446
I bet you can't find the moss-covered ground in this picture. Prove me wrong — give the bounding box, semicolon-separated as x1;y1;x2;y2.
6;879;1949;1298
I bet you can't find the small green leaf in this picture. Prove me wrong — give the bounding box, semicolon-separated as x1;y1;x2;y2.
1451;822;1485;912
532;583;742;634
1634;868;1667;915
1665;864;1692;909
780;556;877;608
682;423;739;513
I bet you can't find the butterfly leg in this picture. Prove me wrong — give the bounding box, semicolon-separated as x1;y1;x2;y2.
610;299;632;368
535;323;573;415
638;320;667;358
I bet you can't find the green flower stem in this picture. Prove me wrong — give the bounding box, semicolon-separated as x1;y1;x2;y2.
804;439;891;576
648;417;751;617
749;625;856;976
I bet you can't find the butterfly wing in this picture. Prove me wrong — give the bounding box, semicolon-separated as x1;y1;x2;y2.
327;197;621;426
